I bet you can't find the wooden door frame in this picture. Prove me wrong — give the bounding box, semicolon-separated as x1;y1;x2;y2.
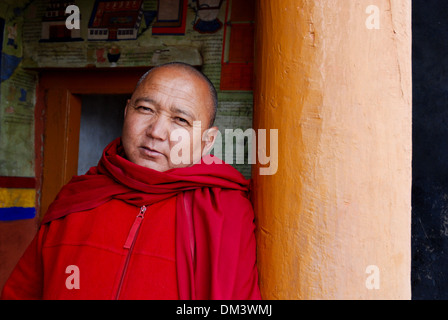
34;67;149;220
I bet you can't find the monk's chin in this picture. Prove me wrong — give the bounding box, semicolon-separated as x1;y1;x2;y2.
139;161;171;172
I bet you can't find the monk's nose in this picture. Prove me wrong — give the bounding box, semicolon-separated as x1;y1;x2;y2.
146;116;169;141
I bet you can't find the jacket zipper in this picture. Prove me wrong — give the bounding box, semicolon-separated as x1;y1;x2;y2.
115;205;147;300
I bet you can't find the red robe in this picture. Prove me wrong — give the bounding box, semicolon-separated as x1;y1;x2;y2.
1;138;261;300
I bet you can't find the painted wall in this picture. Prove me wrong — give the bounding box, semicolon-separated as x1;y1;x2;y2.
0;186;38;291
0;1;37;178
253;0;412;299
0;188;35;220
0;5;39;285
412;0;448;300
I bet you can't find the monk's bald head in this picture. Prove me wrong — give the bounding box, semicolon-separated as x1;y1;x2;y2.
123;62;220;172
135;62;218;128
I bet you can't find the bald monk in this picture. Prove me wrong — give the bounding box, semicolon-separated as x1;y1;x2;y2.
1;62;261;300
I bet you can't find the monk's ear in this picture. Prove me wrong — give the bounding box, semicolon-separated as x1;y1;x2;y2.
124;99;131;118
202;126;219;156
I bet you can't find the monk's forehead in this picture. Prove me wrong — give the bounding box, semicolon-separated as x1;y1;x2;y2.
145;67;206;92
134;66;212;107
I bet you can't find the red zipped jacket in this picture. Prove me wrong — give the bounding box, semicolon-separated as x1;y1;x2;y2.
1;138;261;300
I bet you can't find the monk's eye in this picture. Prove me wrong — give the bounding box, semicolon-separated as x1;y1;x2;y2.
175;117;190;126
136;106;154;114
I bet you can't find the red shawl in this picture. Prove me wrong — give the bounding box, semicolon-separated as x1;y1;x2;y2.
42;138;261;300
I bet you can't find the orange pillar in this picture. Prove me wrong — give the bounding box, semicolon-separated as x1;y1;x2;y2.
253;0;412;299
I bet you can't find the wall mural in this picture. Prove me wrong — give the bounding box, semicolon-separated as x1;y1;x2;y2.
87;0;145;40
0;2;37;221
2;17;22;82
23;0;206;68
40;0;82;42
152;0;187;35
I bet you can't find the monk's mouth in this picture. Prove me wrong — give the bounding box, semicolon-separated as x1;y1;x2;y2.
140;146;164;158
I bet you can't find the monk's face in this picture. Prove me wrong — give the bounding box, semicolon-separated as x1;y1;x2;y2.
121;67;217;172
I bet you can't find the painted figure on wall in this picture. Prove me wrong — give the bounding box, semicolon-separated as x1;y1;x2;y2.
107;45;121;66
192;0;224;34
7;24;18;50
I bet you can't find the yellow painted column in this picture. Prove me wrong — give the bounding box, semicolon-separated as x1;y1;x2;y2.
253;0;412;299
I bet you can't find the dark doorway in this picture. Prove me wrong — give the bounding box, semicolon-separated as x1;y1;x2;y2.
412;0;448;299
36;68;146;219
77;95;128;175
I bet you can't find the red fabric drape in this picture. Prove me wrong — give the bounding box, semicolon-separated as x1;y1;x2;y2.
41;138;261;300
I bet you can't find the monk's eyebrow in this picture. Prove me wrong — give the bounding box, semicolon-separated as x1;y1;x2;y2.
134;97;159;106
